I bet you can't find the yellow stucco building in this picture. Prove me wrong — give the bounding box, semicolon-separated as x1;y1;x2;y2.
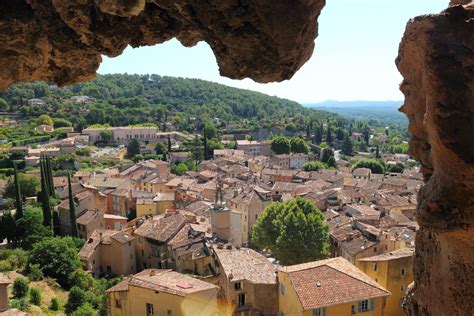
106;269;218;316
278;257;390;316
136;192;175;218
356;248;414;316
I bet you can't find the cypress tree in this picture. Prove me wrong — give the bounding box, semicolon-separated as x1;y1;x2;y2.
326;125;333;145
46;156;54;194
167;135;172;153
40;158;53;229
13;161;23;219
203;127;209;160
375;145;380;158
67;171;78;237
341;133;353;156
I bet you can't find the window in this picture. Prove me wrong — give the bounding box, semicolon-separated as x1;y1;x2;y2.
401;284;405;292
373;247;377;253
167;309;172;316
280;284;285;295
373;263;378;271
351;305;355;314
358;300;369;312
238;293;246;307
312;307;326;316
401;268;406;276
234;282;241;290
146;303;154;316
115;299;122;308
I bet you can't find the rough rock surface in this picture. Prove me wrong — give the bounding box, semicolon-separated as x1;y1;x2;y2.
0;0;325;90
396;3;474;315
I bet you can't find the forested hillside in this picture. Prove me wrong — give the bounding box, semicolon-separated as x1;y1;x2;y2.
0;74;337;132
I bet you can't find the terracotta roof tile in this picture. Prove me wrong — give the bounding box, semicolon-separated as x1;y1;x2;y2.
280;257;389;310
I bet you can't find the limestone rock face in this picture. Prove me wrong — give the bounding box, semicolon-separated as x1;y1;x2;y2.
0;0;325;90
396;3;474;315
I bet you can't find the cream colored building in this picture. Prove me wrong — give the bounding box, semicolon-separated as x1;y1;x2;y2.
79;229;136;278
236;140;272;156
0;274;11;312
106;269;218;316
212;244;278;315
82;126;158;144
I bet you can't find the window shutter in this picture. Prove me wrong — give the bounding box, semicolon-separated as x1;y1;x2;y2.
370;299;375;311
358;302;362;313
322;307;326;316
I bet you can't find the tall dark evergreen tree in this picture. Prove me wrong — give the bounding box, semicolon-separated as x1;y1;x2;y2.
40;158;53;230
67;172;78;237
375;145;380;158
341;133;353;156
13;161;23;219
203;127;209;160
326;125;333;145
363;124;370;144
167;135;172;153
313;123;323;145
192;135;203;162
46;156;54;194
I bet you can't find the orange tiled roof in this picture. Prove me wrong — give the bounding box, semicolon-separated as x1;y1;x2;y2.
280;257;389;310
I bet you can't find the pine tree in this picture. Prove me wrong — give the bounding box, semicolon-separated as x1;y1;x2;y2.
67;172;78;237
375;145;380;158
13;161;23;219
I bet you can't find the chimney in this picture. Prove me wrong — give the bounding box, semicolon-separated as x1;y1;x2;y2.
150;270;156;277
0;274;11;312
345;233;354;241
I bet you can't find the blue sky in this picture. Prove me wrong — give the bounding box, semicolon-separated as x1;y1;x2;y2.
98;0;448;103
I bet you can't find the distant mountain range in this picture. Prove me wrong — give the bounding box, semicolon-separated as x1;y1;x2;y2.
303;100;407;128
304;100;403;109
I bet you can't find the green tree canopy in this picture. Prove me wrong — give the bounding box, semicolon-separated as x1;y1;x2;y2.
36;114;53;126
203;122;218;139
251;197;330;265
28;237;82;288
352;158;385;174
302;161;326;172
99;130;113;140
290;137;308;154
16;205;52;249
320;148;334;163
126;139;140;159
53;118;72;128
271;136;291;154
341;133;353;156
5;173;40;199
154;142;167;155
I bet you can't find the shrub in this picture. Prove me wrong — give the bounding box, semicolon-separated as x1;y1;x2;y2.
0;260;12;272
9;298;29;311
72;303;97;316
12;278;29;298
65;286;86;314
50;297;60;311
30;287;42;306
28;264;44;281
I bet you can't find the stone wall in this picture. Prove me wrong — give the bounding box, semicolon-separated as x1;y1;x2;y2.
396;3;474;315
